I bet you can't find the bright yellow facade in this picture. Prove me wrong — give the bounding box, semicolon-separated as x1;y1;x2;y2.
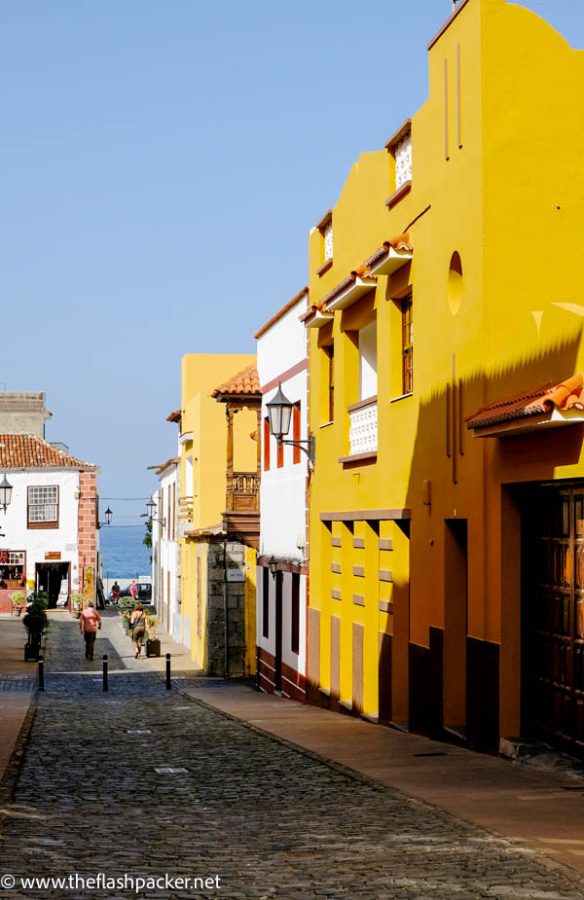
179;353;257;670
306;0;584;754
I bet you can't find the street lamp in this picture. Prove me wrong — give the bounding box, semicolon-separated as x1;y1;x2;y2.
266;384;315;465
98;506;113;528
268;556;279;578
146;499;165;527
0;475;13;513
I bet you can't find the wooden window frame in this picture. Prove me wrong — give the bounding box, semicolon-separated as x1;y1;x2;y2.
292;402;301;465
262;566;270;639
401;295;413;396
263;417;271;471
27;485;59;530
324;343;334;422
291;571;300;654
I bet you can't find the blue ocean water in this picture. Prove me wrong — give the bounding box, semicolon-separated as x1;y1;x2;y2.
99;525;152;579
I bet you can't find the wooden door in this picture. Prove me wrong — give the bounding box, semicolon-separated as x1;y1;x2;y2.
523;486;584;755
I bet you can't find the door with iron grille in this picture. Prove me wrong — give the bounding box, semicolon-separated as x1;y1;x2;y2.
523;486;584;755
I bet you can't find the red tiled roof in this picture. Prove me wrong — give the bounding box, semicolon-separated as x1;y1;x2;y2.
212;365;261;399
467;375;584;430
0;434;96;470
166;409;181;423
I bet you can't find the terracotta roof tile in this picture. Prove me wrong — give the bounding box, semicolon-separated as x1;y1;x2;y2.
0;434;97;470
467;374;584;430
212;364;261;399
364;232;414;268
166;409;181;423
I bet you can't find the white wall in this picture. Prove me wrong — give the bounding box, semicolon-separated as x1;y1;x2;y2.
152;465;181;641
257;294;308;562
257;568;307;677
359;320;378;399
0;470;83;589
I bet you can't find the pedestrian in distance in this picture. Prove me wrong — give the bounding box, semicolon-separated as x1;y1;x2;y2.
111;581;120;604
130;579;138;602
79;600;102;661
129;603;147;659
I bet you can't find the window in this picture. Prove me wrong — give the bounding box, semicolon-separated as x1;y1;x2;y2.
263;417;271;471
293;402;301;465
262;567;270;638
401;296;413;395
317;212;333;275
323;220;333;263
291;572;300;654
27;485;59;528
358;320;378;400
394;132;412;189
324;343;334;422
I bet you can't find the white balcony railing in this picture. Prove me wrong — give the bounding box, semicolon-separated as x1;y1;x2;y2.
348;398;378;455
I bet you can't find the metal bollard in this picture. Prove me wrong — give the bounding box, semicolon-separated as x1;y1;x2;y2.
166;653;171;690
102;654;109;692
38;655;45;692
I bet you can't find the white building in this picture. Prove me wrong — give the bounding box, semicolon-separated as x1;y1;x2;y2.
0;434;98;612
255;288;309;700
149;452;181;641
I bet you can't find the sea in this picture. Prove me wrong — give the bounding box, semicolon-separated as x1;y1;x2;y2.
99;525;151;580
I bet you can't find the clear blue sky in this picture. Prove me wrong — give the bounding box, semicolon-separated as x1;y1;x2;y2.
0;0;581;526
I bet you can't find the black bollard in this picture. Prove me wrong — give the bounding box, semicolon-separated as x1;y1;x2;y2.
38;655;45;692
102;654;109;692
165;653;171;690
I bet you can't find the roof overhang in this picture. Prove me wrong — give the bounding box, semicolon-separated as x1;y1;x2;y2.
326;277;377;312
178;431;193;445
368;247;412;277
470;408;584;439
303;307;334;329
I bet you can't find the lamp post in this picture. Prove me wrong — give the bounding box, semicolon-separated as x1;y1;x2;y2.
98;506;113;528
0;474;13;538
146;499;165;528
266;384;315;465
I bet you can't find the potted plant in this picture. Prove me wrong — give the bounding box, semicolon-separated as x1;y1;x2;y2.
70;592;84;617
11;590;26;618
23;598;48;661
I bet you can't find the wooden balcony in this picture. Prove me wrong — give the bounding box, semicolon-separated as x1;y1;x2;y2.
223;471;260;548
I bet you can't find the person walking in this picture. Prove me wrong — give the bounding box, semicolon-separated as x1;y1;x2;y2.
129;603;147;659
111;581;120;604
130;580;138;602
79;600;102;661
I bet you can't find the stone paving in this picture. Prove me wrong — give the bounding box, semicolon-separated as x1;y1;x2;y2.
0;618;583;899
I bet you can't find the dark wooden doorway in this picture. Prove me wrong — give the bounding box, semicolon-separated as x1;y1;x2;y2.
444;518;468;739
523;484;584;756
274;573;283;693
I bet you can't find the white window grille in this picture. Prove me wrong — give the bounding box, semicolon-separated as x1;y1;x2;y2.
28;485;59;523
324;222;334;262
394;132;412;189
349;400;378;455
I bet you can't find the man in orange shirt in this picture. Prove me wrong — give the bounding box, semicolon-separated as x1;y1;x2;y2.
79;600;102;661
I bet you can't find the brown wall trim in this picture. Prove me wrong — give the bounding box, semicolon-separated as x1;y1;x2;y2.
347;394;377;413
261;358;308;395
385;118;412;151
331;563;341;574
427;0;472;51
353;594;365;607
257;556;307;575
339;452;378;467
331;589;342;601
353;566;365;578
385;180;411;210
321;508;411;523
353;538;365;549
379;539;393;551
317;259;333;278
254;287;308;339
379;569;393;583
331;537;342;548
379;600;393;613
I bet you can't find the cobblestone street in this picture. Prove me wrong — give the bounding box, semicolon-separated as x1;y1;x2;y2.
0;617;583;899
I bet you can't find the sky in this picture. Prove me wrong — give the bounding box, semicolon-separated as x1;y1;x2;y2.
0;0;582;528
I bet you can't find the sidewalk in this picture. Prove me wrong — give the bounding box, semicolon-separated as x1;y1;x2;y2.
178;680;584;873
0;616;36;789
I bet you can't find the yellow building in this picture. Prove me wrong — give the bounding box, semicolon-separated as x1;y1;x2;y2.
178;353;259;674
305;0;584;755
